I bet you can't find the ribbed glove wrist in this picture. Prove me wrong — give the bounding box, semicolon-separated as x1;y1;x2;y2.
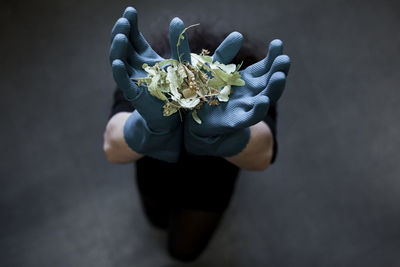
124;111;182;162
184;125;250;157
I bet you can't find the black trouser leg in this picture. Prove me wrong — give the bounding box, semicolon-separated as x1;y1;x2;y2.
139;194;170;229
167;208;223;262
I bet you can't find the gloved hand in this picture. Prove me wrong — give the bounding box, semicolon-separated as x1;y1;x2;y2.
184;39;291;157
109;7;192;162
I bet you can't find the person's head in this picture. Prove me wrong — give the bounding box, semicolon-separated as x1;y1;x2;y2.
149;23;263;69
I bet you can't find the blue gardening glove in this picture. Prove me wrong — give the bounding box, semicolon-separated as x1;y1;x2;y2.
109;7;192;162
184;39;291;157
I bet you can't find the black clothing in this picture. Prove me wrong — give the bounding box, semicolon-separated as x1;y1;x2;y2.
109;87;278;212
109;87;279;261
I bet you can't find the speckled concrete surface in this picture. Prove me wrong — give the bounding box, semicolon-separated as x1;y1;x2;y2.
1;0;400;266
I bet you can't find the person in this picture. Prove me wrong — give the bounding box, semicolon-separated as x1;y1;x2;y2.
103;7;290;262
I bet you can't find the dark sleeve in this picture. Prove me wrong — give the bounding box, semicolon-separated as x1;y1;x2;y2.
109;87;135;120
263;102;278;164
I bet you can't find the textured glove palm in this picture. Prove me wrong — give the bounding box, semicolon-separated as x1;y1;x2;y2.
109;7;192;162
184;39;291;157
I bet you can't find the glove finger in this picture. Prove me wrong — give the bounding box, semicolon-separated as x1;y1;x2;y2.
255;54;290;88
262;71;286;103
250;95;271;124
111;33;157;71
234;95;270;129
112;59;139;100
110;33;128;67
212;31;243;64
270;54;290;76
110;33;135;75
122;6;151;54
245;39;283;77
169;17;191;63
193;95;268;135
110;17;130;43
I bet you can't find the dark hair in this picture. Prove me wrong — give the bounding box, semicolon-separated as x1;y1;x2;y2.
149;23;263;69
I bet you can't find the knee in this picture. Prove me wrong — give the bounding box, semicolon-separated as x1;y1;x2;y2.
167;243;202;262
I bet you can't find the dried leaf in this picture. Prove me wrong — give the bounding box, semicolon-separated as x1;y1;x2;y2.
228;71;245;86
163;101;180;116
207;76;225;89
217;85;231;102
147;71;168;101
212;61;236;74
191;53;212;71
135;29;246;124
192;110;202;124
166;65;182;100
178;97;200;109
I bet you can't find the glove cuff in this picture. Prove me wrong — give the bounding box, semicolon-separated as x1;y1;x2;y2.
124;111;181;162
185;127;251;157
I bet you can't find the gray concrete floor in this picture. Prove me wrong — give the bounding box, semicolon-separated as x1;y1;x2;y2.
1;0;400;266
